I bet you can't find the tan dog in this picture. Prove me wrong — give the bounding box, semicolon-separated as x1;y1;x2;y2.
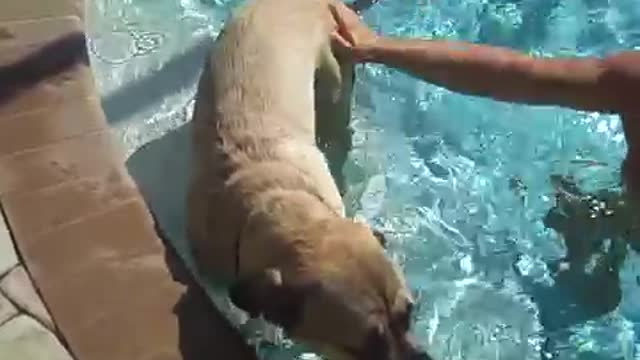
187;0;430;359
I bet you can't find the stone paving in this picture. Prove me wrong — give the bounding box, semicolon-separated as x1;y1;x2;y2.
0;215;17;277
0;0;257;359
0;214;68;359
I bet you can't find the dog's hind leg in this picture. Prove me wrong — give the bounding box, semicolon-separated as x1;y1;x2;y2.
314;46;355;196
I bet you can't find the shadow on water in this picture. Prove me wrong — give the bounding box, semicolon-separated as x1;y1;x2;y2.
126;123;192;243
506;238;624;360
100;36;212;125
348;0;380;12
162;230;258;360
516;264;622;332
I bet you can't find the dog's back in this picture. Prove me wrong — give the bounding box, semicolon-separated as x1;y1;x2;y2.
188;0;353;282
201;0;330;140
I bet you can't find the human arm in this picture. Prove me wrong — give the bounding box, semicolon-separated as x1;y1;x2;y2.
330;1;640;194
329;1;640;115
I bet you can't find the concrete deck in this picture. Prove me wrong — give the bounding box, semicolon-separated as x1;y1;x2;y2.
0;0;256;359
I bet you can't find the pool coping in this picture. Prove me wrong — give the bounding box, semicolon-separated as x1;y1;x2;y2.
0;1;256;359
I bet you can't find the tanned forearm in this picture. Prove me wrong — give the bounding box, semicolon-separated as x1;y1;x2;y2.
362;37;620;114
329;0;640;191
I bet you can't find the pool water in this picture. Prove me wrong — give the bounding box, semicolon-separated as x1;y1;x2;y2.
87;0;640;359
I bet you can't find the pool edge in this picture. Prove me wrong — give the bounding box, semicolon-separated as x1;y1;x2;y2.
0;1;256;359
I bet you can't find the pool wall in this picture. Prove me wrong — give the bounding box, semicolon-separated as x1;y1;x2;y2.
0;1;254;359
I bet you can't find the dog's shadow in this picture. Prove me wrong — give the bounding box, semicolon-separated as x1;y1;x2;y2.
126;123;258;360
126;123;192;251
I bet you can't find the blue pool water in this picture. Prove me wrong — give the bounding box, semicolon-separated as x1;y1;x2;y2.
88;0;640;359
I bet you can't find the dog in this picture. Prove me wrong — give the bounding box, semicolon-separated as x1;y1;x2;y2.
186;0;431;359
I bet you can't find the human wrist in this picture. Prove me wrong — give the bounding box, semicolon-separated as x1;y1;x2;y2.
353;35;386;63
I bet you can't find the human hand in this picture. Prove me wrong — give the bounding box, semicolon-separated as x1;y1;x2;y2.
329;1;379;62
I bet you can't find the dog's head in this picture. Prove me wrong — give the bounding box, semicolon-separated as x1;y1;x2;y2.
230;220;431;360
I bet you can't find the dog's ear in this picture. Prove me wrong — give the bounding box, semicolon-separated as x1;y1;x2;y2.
229;268;309;330
372;229;388;248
